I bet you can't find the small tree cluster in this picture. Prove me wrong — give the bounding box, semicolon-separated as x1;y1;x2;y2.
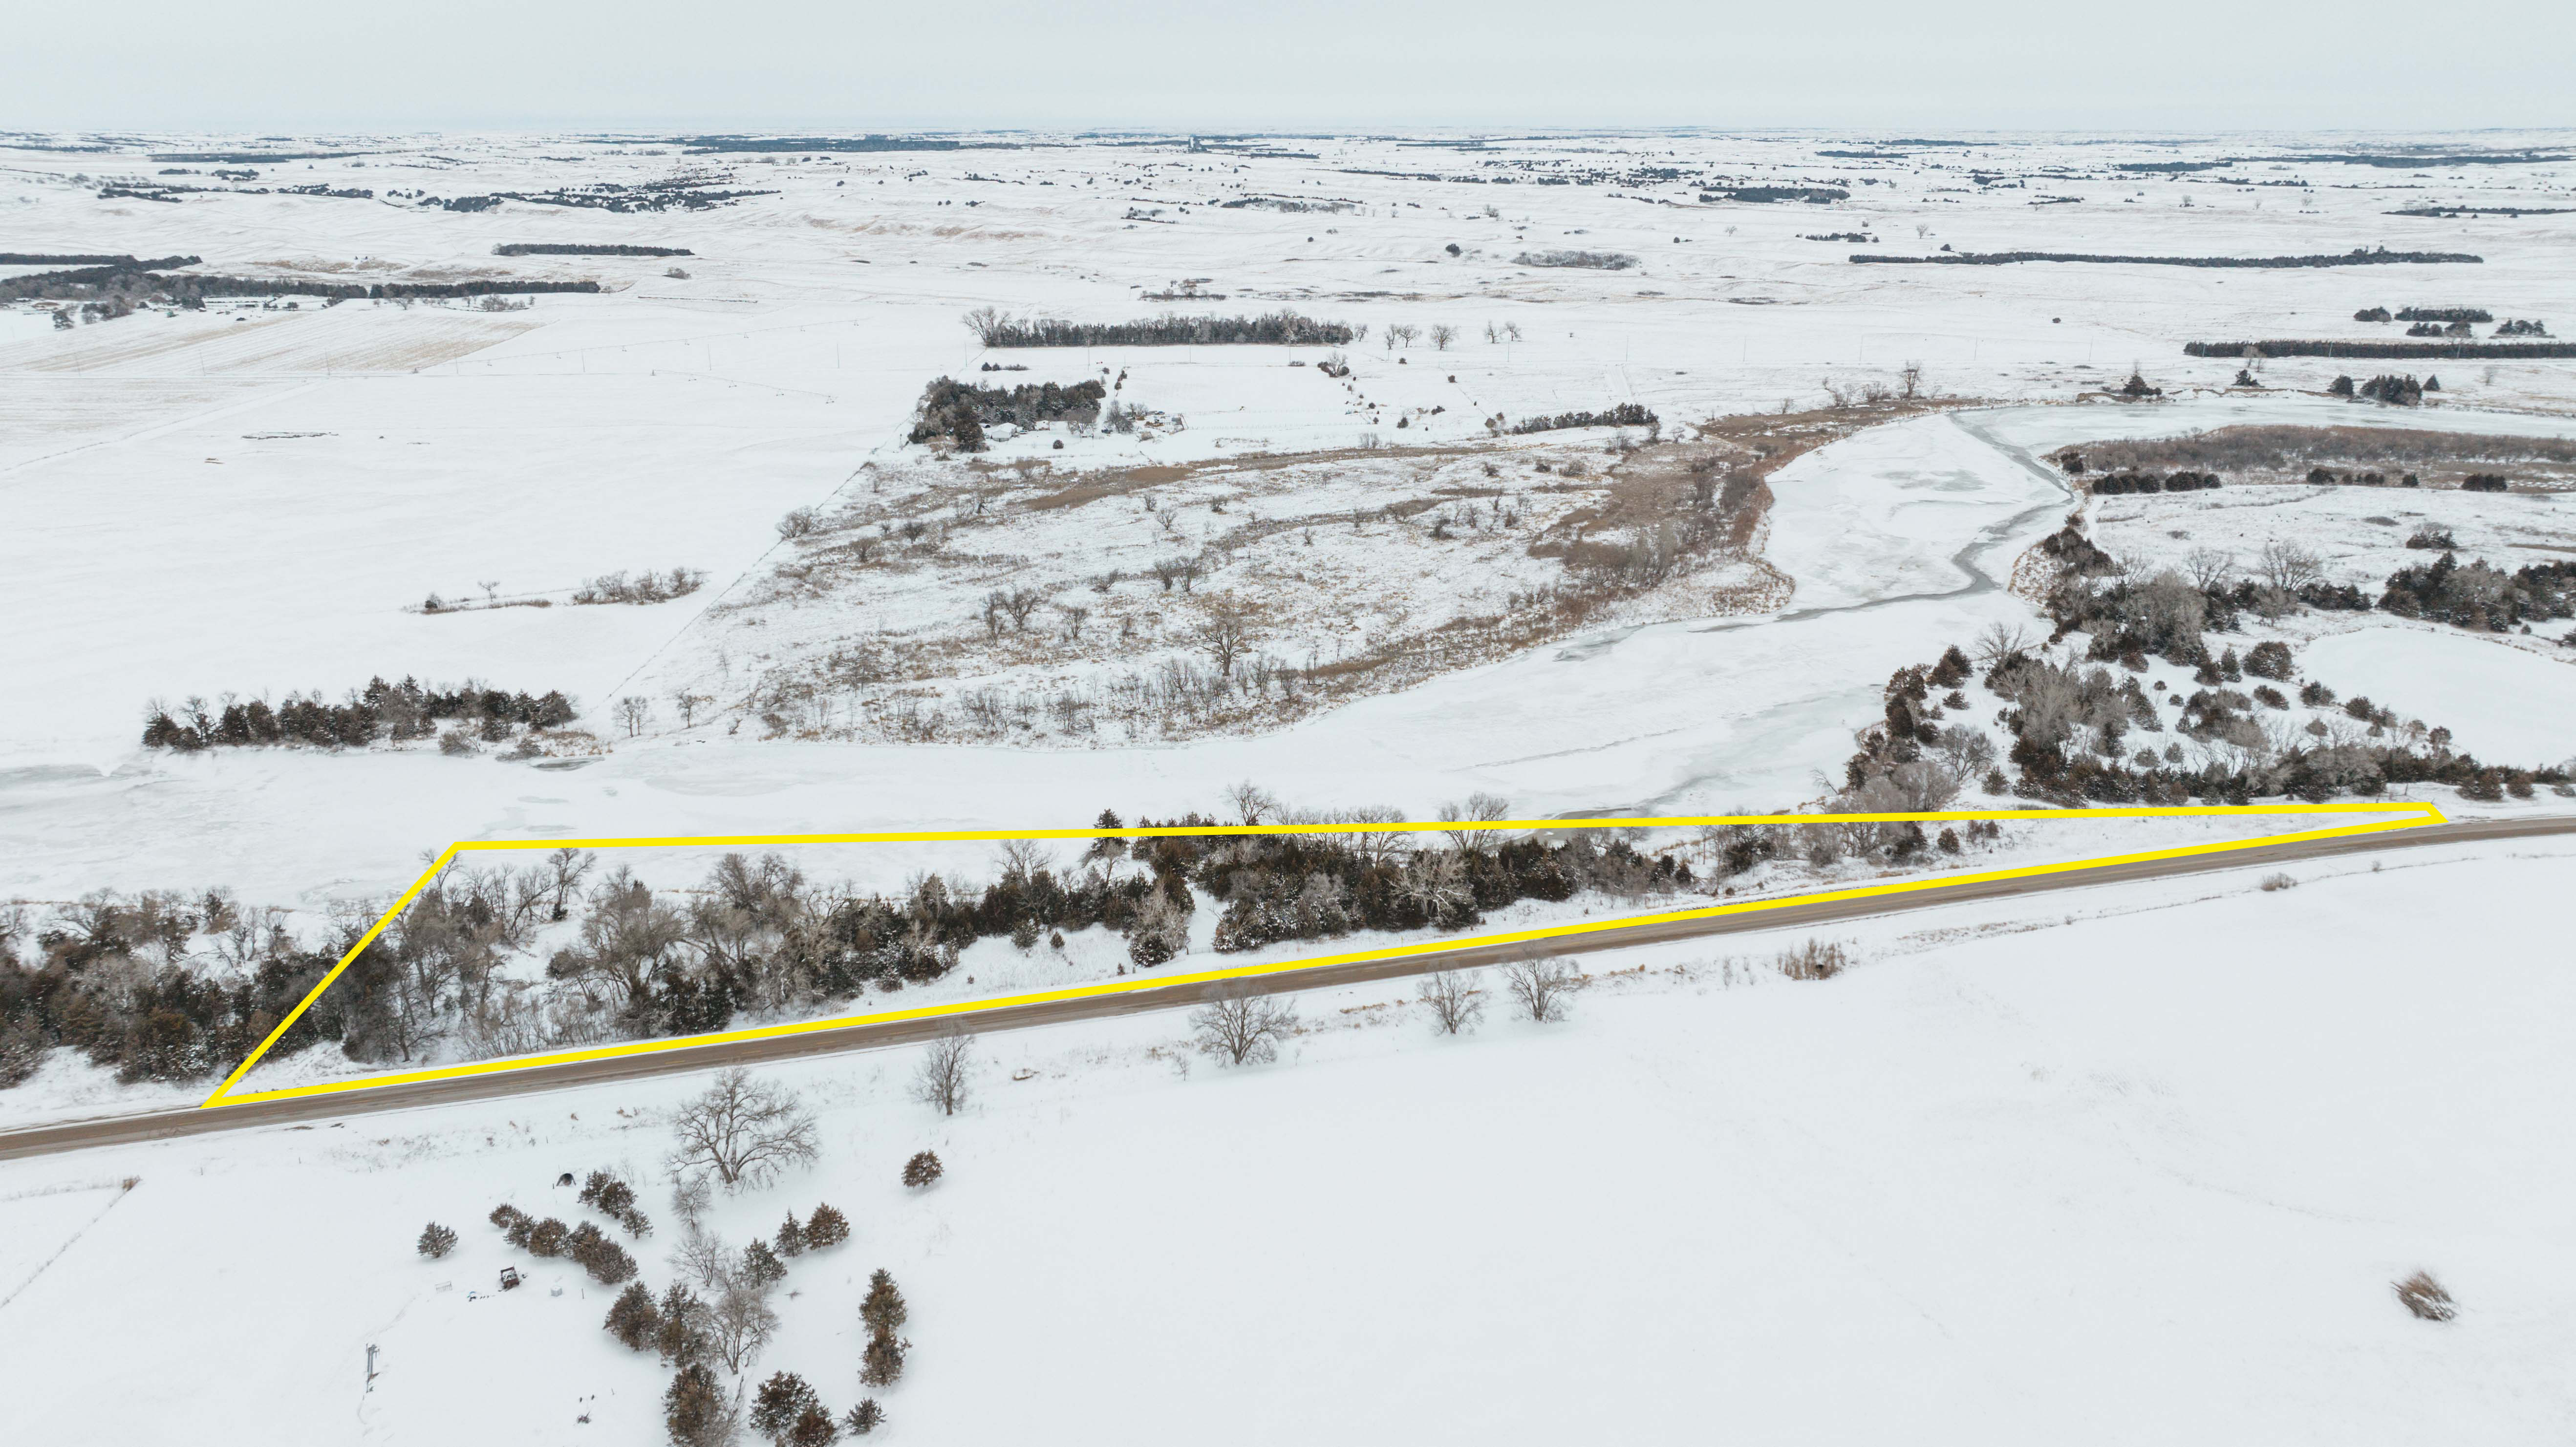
580;1169;654;1237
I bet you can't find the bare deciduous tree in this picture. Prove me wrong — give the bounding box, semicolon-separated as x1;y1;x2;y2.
669;691;711;730
1437;791;1513;852
1057;603;1090;642
911;1029;975;1116
1502;956;1580;1022
2184;546;2236;592
671;1223;734;1292
1000;586;1044;632
1189;982;1300;1065
2256;538;2323;593
1224;780;1281;826
1198;597;1252;677
667;1067;820;1192
707;1284;780;1374
1334;805;1412;868
1417;970;1484;1035
616;696;653;738
542;847;595;920
777;506;821;541
1430;323;1457;351
1972;621;2032;667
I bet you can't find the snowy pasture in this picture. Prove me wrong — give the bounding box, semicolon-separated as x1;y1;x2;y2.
2;842;2572;1443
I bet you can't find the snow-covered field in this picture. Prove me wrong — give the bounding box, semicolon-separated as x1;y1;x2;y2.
4;841;2572;1444
8;127;2576;1440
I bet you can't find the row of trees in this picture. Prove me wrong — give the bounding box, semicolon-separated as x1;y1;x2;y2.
140;676;578;751
1506;403;1659;434
963;306;1354;348
6;787;1717;1091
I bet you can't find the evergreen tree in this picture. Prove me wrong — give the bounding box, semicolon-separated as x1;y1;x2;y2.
605;1281;661;1351
775;1213;808;1258
416;1222;457;1259
527;1217;569;1257
740;1238;788;1290
860;1269;909;1337
664;1363;730;1447
859;1332;908;1389
750;1371;819;1443
902;1151;944;1189
656;1284;709;1366
804;1203;850;1250
843;1400;885;1436
788;1403;841;1446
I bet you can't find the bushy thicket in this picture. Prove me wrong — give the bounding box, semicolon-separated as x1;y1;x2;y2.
1507;403;1658;434
0;891;347;1087
1972;532;2566;805
907;376;1107;450
1513;250;1637;270
140;677;576;751
1862;248;2482;268
2379;552;2576;630
2395;307;2492;323
1705;187;1848;203
0;795;1710;1089
965;307;1353;348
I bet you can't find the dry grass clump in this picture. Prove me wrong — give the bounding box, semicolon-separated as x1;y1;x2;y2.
1777;939;1850;980
2393;1270;2457;1321
2258;872;2298;892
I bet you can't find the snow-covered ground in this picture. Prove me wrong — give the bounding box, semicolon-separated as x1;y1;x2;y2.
4;840;2572;1444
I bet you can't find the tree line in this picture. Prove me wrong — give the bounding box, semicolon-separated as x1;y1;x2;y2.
2185;339;2576;360
140;676;578;751
0;261;601;305
1861;248;2483;268
493;243;694;256
964;306;1355;348
1507;403;1659;434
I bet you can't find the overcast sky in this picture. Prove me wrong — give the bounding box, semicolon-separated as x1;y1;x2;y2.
13;0;2573;134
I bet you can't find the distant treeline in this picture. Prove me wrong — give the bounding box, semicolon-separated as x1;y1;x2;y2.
0;260;601;305
1854;249;2482;268
141;677;578;752
1702;186;1848;203
675;135;974;153
2184;340;2576;360
1509;403;1659;434
966;307;1354;348
2396;307;2490;322
2389;206;2575;218
149;149;377;163
0;253;196;266
493;244;692;257
2117;152;2565;172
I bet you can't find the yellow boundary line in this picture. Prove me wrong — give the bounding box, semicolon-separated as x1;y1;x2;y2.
201;802;2446;1109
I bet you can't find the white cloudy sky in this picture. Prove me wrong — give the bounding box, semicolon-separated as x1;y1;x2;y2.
11;0;2572;132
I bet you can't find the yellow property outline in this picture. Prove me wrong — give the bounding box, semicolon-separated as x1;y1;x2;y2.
202;801;2447;1109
